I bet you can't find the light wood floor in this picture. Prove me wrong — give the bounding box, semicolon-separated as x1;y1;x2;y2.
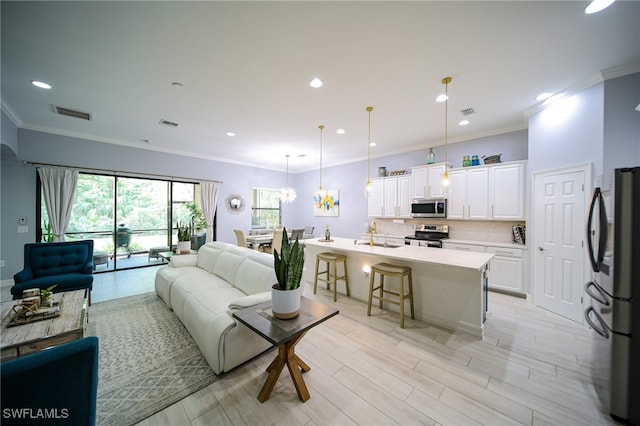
130;281;617;426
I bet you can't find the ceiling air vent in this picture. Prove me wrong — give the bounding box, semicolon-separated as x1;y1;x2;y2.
159;119;179;128
54;105;91;121
460;107;476;116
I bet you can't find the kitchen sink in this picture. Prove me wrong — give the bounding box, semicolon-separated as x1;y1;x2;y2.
357;241;402;248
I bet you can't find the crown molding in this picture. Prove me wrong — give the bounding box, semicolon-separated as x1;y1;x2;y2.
523;61;640;118
1;97;23;127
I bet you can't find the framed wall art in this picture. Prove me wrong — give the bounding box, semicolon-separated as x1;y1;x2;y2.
313;189;339;217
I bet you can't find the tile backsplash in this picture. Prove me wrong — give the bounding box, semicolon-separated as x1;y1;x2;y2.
372;219;526;244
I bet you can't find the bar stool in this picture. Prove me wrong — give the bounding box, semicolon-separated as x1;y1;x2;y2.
313;252;350;302
367;263;414;328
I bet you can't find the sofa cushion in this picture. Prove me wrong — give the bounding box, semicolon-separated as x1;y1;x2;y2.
12;273;93;295
196;244;225;275
156;266;215;309
234;253;276;295
169;274;234;319
213;251;248;285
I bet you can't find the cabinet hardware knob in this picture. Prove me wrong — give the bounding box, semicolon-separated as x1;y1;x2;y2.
537;246;543;251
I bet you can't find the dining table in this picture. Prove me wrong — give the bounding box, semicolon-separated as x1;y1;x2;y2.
245;233;274;249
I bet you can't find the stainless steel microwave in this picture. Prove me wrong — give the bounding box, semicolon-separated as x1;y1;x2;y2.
411;199;447;218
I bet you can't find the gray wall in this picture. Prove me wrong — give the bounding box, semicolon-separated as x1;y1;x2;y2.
525;72;639;295
1;111;18;156
603;72;640;190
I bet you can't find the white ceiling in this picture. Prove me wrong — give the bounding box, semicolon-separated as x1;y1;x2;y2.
2;1;639;173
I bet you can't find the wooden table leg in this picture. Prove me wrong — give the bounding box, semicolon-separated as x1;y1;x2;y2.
257;331;310;403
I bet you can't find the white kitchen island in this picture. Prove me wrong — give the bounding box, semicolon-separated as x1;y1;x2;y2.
302;237;494;337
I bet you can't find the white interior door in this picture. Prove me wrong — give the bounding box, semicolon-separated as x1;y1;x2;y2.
533;167;586;323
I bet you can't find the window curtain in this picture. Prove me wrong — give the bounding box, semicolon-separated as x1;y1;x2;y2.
37;167;78;242
200;181;220;243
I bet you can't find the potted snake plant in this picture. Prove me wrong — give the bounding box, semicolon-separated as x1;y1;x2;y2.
272;227;305;319
176;222;191;254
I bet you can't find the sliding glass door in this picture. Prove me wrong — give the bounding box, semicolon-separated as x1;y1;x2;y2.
39;172;210;272
114;177;169;266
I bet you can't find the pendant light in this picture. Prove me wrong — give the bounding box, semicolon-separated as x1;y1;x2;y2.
441;77;452;187
280;154;296;203
365;106;374;195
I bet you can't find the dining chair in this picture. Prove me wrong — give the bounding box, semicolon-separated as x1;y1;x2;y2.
271;228;284;255
233;229;248;248
291;228;305;242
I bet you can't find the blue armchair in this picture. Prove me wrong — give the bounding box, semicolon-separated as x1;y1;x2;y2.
1;336;99;426
12;240;94;302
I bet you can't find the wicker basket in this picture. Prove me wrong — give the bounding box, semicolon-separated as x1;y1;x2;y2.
482;154;502;164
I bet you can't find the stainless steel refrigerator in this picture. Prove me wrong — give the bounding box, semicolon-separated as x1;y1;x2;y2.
585;167;639;424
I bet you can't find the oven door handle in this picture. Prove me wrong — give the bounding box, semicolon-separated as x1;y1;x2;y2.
584;306;610;339
584;281;610;306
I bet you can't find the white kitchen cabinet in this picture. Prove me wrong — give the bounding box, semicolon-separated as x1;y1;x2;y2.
489;162;525;220
411;163;448;199
443;241;526;294
447;161;525;221
383;175;412;218
447;167;489;220
486;246;524;293
367;178;384;218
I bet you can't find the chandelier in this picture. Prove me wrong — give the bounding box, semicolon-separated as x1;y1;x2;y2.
280;154;296;203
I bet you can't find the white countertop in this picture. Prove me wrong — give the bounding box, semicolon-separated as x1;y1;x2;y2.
444;239;528;250
305;237;493;271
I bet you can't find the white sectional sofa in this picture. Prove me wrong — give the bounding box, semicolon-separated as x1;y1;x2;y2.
155;241;276;374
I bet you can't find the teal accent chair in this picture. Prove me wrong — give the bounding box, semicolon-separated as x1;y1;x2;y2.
1;337;99;426
12;240;94;302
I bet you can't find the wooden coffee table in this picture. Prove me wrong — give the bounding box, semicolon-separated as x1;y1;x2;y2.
0;289;88;362
233;297;339;402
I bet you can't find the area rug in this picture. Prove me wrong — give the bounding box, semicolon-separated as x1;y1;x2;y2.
87;292;217;426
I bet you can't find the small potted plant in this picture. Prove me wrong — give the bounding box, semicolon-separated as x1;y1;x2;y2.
272;227;305;319
40;284;57;307
176;222;191;254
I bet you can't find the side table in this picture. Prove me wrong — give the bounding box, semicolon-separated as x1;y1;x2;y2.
233;296;339;402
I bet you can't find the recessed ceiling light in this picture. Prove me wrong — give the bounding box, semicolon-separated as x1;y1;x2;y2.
459;120;470;126
31;80;51;89
309;78;323;88
336;129;345;135
585;0;615;14
226;132;236;137
536;92;553;102
369;142;376;147
436;94;448;103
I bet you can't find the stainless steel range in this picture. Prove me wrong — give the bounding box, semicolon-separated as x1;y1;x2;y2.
404;224;449;248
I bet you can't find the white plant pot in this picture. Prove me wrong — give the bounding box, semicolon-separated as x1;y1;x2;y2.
271;285;302;319
176;241;191;254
